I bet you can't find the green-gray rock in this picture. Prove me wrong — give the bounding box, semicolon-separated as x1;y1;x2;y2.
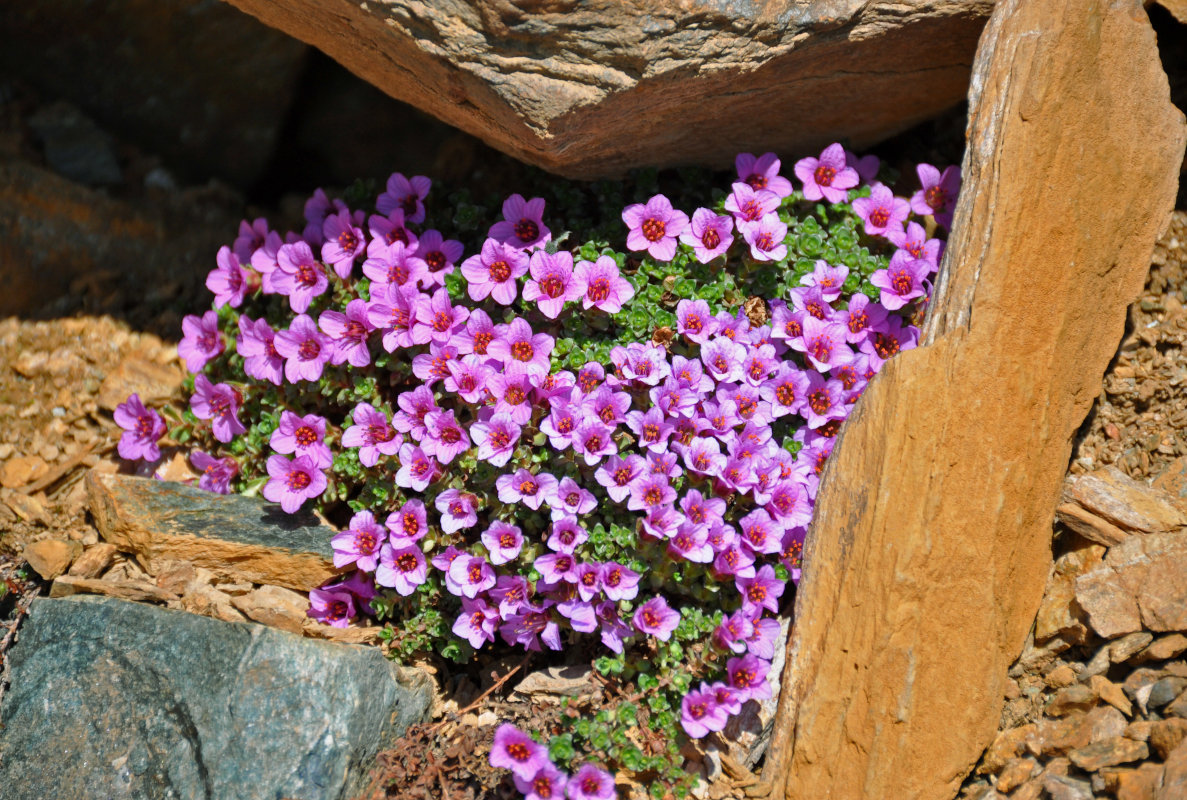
0;596;433;800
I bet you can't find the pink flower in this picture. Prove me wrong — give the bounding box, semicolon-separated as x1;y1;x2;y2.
367;283;418;352
319;299;374;368
321;208;365;279
435;489;478;534
114;393;166;461
523;250;580;319
308;586;356;628
632;595;680;641
376;172;431;224
800;260;849;303
860;315;919;371
453;598;499;649
870;250;929;310
489;724;549;781
233;217;270;263
262;454;326;513
681;686;729;739
795;143;859;204
679;208;734;263
487;317;553;379
236;316;283;385
496;468;557;511
272;241;328;314
189;375;246;443
376;544;427;596
572;255;634;313
567;764;616;800
270;410;332;468
794;316;850;372
470;413;520;467
839;294;888;344
546;476;596;518
738;214;788;262
488;193;551;250
422;409;470;465
887;220;944;268
801;371;847;429
846;148;881;184
409;229;463;287
190;450;237;494
274;314;333;383
725;182;780;223
395;444;439;492
448;554;496;599
412;287;468;345
600;562;640;602
460;238;528;304
735;151;793;198
206;246;250;309
366;209;418;260
178;311;223;374
482;521;524;565
341;402;401;467
675;299;718;344
385;499;428;546
910;163;961;228
362;241;426;293
514;763;568;800
852;183;910;237
331;510;385;571
622;194;689;261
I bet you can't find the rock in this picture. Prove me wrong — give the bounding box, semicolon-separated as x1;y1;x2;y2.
1068;737;1149;772
513;664;594;700
1061;467;1187;534
1153;456;1187;509
1038;706;1128;757
1;455;48;489
1011;777;1045;800
1036;572;1091;642
1046;664;1078;688
21;539;82;580
49;575;178;604
231;585;310;635
97;357;183;411
1046;684;1099;717
1141;634;1187;662
87;471;341;591
1056;502;1131;546
27;102;122;186
1091;675;1134;717
1076;568;1143;638
222;0;993;178
1113;632;1157;663
995;757;1038;793
1126;721;1155;742
0;596;432;800
1149;678;1187;711
1043;774;1094;800
66;542;118;579
301;619;384;645
1166;690;1187;719
1159;742;1187;800
768;1;1186;796
1079;532;1187;635
1150;719;1187;760
1102;763;1166;800
154;560;200;595
981;725;1040;773
1083;641;1118;680
181;584;248;624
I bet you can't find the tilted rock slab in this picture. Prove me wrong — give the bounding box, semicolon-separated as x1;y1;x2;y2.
1076;530;1187;638
87;471;341;591
0;595;433;800
223;0;993;178
757;1;1186;798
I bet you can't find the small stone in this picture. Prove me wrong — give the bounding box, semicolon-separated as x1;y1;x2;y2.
181;584;247;623
1047;664;1078;688
1047;683;1100;716
231;585;310;635
995;757;1038;793
1068;737;1149;771
1161;741;1187;800
1152;455;1187;508
1043;773;1093;800
1;455;48;489
981;724;1040;773
1091;675;1135;716
22;539;82;580
1082;642;1116;680
1149;678;1187;711
300;620;383;645
1056;502;1131;546
1076;568;1143;639
1011;777;1044;800
1005;678;1023;699
1167;690;1187;719
49;575;178;604
65;542;118;578
97;357;183;411
154;561;199;595
1101;763;1166;800
1062;467;1187;533
1124;721;1155;742
1141;634;1187;662
1149;718;1187;759
1112;632;1156;663
1125;668;1166;702
1038;706;1127;756
513;664;594;700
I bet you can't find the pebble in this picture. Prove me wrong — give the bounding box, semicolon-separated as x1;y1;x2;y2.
1149;718;1187;759
1043;774;1092;800
995;757;1037;793
1110;632;1155;663
1046;684;1099;716
1046;665;1077;688
1149;678;1187;711
1140;633;1187;662
1067;737;1148;772
1090;675;1134;717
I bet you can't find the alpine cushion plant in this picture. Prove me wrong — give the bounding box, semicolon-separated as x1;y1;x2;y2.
122;149;958;799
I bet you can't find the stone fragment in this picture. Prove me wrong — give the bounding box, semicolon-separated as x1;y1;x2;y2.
1166;691;1187;719
223;0;992;179
1062;467;1187;533
49;575;177;604
231;585;310;635
1076;568;1143;638
1149;678;1187;711
1038;706;1128;757
1112;632;1157;663
1012;777;1045;800
1046;664;1078;688
87;471;340;591
66;542;118;579
1056;502;1131;546
97;357;183;411
1068;737;1149;772
21;539;82;580
1153;456;1187;508
513;664;595;700
1091;675;1134;717
1043;774;1093;800
995;757;1038;793
1150;719;1187;760
1141;634;1187;662
981;725;1040;773
1102;763;1166;800
1126;721;1155;742
181;584;247;624
1046;683;1099;716
1159;742;1187;800
154;560;200;595
301;619;384;645
1;455;48;489
1036;573;1091;642
1125;669;1166;702
0;596;432;800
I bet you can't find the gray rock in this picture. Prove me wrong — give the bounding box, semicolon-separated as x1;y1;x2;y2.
1043;774;1094;800
0;596;433;800
1150;677;1187;710
28;102;122;186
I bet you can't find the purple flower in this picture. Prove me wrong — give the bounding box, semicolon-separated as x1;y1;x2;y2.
514;763;567;800
839;294;888;344
739;509;783;555
487;317;553;379
596;601;634;654
486;372;534;425
341;402;401;467
600;562;640;602
470;413;521;467
262;454;326;513
714;609;756;654
668;524;713;563
680;489;726;529
375;544;427;596
735;151;793;198
308;586;356;628
236;316;284;385
114;393;166;462
594;454;645;503
739;214;788;262
321;208;365;279
362;241;426;293
681;686;729;739
726;653;773;701
206;245;249;308
852;183;910;237
725;182;780;223
272;241;328;314
501;604;562;651
795;143;859;204
411;342;459;387
573;255;634;313
453;598;499;649
395;444;439;492
846;148;881;184
781;526;807;583
422;409;470;465
490;574;531;617
497;469;557;511
274;314;333;383
445;355;493;404
190;450;237;494
572;420;616;466
233;217;270;263
535;551;579;585
376;172;431;224
887;220;944;268
632;595;680;641
583;386;631;428
189;375;246;443
747;615;783;660
523;250;580;319
790;284;836;321
367;283;418;352
546;517;588;552
302;188;335;244
460;238;528;304
701;337;745;384
178;311;224;374
675;298;718;344
489;724;549;781
482;521;524;565
366;208;418;260
270;410;332;469
385;499;428;546
870;250;929;310
794;316;850;372
609;342;670;386
541;401;580;451
800;260;849;303
435;489;478;533
910;163;961;228
489;193;551;250
737;564;785;615
452;308;497;357
319;299;374;367
625;407;673;453
331;510;385;571
412;287;468;345
713;541;756;579
567;764;616;800
547;477;596;518
800;371;847;429
679;208;734;264
622;194;689;261
410;229;464;287
860;315;920;371
574;562;603;602
393;385;439;440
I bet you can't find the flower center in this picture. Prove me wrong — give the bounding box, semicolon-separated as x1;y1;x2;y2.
814;164;836;187
924;185;949;212
328;600;350;621
287;470;311;491
805;301;827;320
387;263;409;285
745;173;768;191
605;569;621;587
299;339;321;360
613;467;632;485
504;386;525;405
584;433;602;452
356;530;378;554
386;227;408;246
367;423;393;444
490;430;511;448
489;260;512;282
472;331;492;354
199;332;218;353
433;311;452;332
540;275;565;299
565;491;580;506
643;423;661;442
295;426;317;447
400;195;418;216
641;218;666;243
809;337;832;363
470;610;487;628
519;479;538;495
296;263;318;288
135;415;154;437
515;219;539;243
736;396;757;417
337;230;358;252
403;513;419;536
684;313;703;333
557;417;574;434
701;229;720;250
468;564;483;582
499;533;517;548
874;332;900;359
507;742;531;762
848;310;868;334
808;390;831;415
733;668;755;688
440;427;461;443
425;251;446;271
775;383;796;406
644;487;662;506
588;277;610;302
869;207;890;228
748;360;767;380
345;320;367;340
599;406;616;424
510;341;534;362
891;270;914;296
397;553;418;572
643;609;659;627
837;366;858;391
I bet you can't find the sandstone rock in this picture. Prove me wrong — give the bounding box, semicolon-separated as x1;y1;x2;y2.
1076;568;1143;638
181;584;247;624
1043;774;1093;800
1158;742;1187;800
87;471;340;591
231;585;310;635
1102;763;1166;800
766;2;1186;797
1056;502;1131;546
1091;675;1134;717
1068;737;1149;772
154;560;200;595
97;357;183;412
1062;467;1187;534
21;539;82;580
1126;721;1155;742
1168;691;1187;719
1078;532;1187;635
1011;777;1045;800
1158;0;1187;24
513;664;595;701
1141;634;1187;662
301;619;384;645
1150;719;1187;760
1046;664;1078;688
1112;632;1157;663
1038;706;1128;757
995;757;1038;793
1036;572;1090;642
1153;456;1187;508
1149;677;1187;711
49;575;178;604
1;455;48;489
1046;683;1099;717
223;0;992;179
66;542;118;579
0;596;432;800
981;725;1040;773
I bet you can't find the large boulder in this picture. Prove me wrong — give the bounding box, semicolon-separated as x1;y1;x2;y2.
223;0;993;178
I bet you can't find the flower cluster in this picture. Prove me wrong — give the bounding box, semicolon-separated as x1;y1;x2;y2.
117;146;958;799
